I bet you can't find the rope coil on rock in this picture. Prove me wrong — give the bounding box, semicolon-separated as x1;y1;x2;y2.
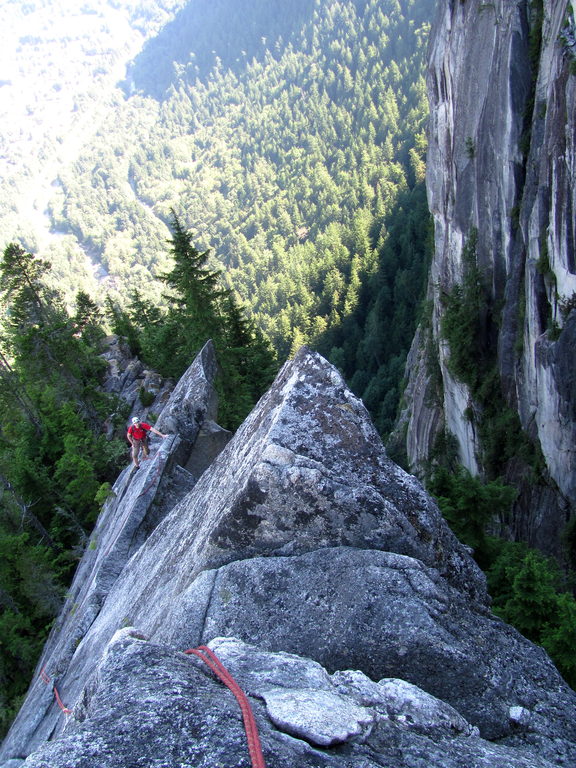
39;645;266;768
39;667;72;715
185;645;267;768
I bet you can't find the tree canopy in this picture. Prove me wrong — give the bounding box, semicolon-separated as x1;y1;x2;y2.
111;212;278;428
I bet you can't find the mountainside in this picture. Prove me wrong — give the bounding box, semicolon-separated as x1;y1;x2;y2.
44;0;433;359
0;0;187;255
2;344;575;767
399;0;576;559
0;0;436;438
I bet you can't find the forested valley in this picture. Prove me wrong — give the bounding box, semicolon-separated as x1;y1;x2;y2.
2;0;576;740
40;0;434;436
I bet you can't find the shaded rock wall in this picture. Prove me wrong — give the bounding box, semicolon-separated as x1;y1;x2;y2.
401;0;576;555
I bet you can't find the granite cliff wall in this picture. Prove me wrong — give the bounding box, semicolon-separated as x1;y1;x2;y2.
401;0;576;557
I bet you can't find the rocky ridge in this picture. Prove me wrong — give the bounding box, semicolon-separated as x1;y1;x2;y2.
1;344;575;767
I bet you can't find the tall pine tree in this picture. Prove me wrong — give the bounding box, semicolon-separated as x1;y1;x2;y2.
128;213;277;428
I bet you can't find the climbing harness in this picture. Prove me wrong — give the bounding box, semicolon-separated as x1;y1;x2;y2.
184;645;267;768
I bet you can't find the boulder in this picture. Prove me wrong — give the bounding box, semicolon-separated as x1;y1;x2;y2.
156;546;575;746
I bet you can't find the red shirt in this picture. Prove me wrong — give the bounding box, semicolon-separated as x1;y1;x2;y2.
127;422;151;441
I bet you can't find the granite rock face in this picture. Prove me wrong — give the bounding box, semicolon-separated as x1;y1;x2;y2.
99;334;174;435
0;340;227;762
400;0;576;556
156;547;573;744
16;635;569;768
2;346;576;768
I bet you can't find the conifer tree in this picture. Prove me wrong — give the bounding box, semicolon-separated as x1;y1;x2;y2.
74;291;106;347
220;292;278;423
105;297;141;356
127;213;277;428
0;243;122;529
0;242;126;737
158;211;228;377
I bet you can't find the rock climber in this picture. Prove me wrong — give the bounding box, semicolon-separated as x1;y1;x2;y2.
127;416;168;469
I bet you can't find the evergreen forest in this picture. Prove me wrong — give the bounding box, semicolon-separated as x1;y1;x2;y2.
40;0;434;435
1;0;575;741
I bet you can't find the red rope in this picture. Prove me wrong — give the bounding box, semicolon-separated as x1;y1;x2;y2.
38;644;267;768
39;667;72;715
184;646;267;768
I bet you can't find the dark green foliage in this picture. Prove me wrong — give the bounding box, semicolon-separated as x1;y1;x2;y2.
495;549;559;641
427;428;460;474
74;291;106;347
487;541;576;688
475;370;546;480
535;242;551;276
317;182;433;436
0;527;62;734
440;229;488;391
429;467;517;566
441;281;479;387
126;214;278;429
519;0;544;156
219;292;279;422
541;593;576;687
528;0;544;70
105;297;141;356
562;516;576;570
156;213;227;377
432;222;574;685
138;386;156;407
431;475;576;689
559;292;576;320
0;243;126;736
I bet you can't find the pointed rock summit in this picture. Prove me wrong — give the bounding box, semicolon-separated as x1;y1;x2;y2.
2;347;576;767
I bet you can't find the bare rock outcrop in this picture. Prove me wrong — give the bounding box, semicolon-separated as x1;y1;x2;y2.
17;635;571;768
2;346;575;767
99;334;174;431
